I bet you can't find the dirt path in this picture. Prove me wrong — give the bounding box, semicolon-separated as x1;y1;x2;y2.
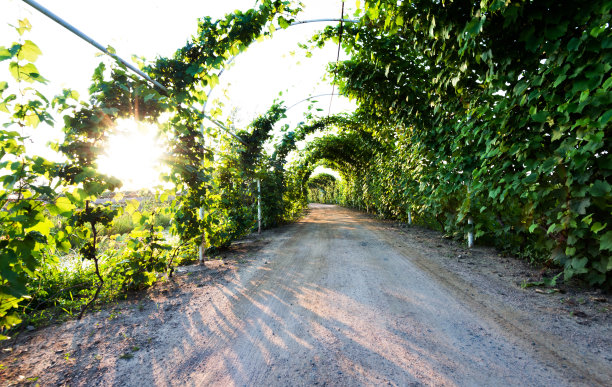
2;204;611;386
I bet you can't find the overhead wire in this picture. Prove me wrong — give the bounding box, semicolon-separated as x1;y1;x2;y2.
328;1;345;117
287;93;343;111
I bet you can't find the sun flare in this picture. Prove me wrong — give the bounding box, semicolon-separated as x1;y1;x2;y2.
97;119;166;191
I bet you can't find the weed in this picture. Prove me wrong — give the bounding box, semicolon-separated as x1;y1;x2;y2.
119;352;134;360
104;213;135;236
154;212;173;228
520;272;562;289
63;353;72;361
108;310;122;320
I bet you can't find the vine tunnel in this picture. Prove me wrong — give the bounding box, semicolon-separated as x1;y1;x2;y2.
1;0;610;336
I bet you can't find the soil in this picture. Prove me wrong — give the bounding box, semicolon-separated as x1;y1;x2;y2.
1;204;611;386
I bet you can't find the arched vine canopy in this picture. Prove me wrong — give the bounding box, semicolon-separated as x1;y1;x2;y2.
0;0;610;335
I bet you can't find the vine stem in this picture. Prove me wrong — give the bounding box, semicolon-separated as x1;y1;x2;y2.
77;200;104;320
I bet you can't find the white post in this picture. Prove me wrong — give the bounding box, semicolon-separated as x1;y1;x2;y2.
257;179;262;234
407;210;412;225
198;206;204;263
467;216;474;248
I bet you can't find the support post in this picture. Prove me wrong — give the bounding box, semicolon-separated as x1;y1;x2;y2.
467;216;474;248
257;179;262;234
407;210;412;225
198;206;205;263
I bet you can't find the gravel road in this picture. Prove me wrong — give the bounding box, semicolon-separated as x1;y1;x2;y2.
3;204;610;386
125;204;609;386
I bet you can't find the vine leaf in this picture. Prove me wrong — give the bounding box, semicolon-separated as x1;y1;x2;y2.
17;40;42;62
600;232;612;252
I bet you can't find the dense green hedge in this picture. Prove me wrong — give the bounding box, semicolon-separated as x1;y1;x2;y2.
299;0;611;287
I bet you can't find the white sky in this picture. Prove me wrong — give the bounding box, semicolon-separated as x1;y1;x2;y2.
1;0;357;189
1;0;357;126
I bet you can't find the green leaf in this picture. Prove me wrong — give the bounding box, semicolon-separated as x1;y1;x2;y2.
17;40;42;62
570;198;590;215
126;199;140;215
545;22;567;40
59;240;71;252
28;219;53;237
529;224;538;233
523;172;538;184
579;89;589;103
590;180;611;197
53;196;75;216
600;231;612;251
0;46;12;62
553;74;566;87
591;222;607;234
590;25;606;38
278;16;289;29
598;109;612;125
131;212;142;225
16;19;32;36
2;313;21;328
531;111;548;123
570;257;588;270
8;62;48;84
464;16;485;36
567;37;581;51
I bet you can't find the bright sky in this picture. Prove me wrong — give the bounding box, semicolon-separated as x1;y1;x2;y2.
1;0;357;189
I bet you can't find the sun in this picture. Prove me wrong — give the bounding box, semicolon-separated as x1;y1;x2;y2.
97;119;167;191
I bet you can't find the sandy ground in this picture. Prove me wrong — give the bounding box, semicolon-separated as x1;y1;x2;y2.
1;204;611;386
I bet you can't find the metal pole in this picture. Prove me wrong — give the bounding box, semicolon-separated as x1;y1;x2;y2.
257;179;262;234
22;0;251;147
290;18;358;26
467;216;474;248
198;207;205;263
203;114;247;146
22;0;169;95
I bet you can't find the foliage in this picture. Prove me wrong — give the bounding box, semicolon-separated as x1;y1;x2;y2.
0;20;60;338
0;1;306;337
2;0;610;340
303;0;611;287
307;173;339;204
